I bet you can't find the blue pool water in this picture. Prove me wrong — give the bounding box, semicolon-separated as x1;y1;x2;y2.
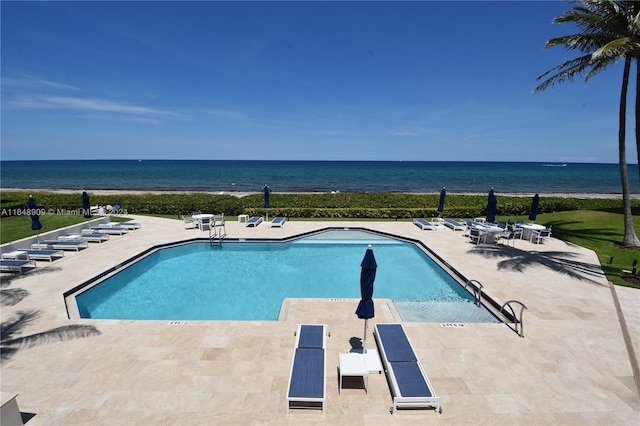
75;231;499;322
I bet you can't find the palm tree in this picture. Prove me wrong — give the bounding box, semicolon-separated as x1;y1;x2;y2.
534;0;640;248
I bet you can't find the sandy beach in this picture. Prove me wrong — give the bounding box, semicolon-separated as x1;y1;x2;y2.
1;187;635;199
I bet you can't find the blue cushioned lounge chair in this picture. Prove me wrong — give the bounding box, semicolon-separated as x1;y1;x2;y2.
245;216;263;227
413;218;436;230
286;324;328;413
269;216;285;227
374;323;441;414
443;219;466;231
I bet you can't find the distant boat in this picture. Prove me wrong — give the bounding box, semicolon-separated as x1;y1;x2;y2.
541;163;567;167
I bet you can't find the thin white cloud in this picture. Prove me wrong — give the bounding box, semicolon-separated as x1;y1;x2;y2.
11;95;183;119
2;76;79;91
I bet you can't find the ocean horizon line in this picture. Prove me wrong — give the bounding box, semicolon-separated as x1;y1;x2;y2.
1;160;637;195
2;159;636;165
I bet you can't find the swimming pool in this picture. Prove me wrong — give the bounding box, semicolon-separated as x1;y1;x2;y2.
74;230;499;322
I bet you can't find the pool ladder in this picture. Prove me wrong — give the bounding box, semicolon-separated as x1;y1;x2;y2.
209;214;226;245
464;279;483;306
500;300;528;338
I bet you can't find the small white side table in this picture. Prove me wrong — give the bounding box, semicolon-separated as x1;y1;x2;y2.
338;352;369;394
237;214;249;223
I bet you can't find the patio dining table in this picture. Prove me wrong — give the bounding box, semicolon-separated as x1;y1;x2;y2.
518;223;546;242
192;214;214;230
475;225;504;244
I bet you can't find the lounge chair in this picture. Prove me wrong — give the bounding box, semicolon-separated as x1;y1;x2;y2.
0;259;37;274
413;218;436;230
86;226;128;235
24;249;65;261
60;233;109;244
2;249;65;262
374;323;441;414
246;216;263;227
79;233;110;243
286;324;328;413
269;217;285;227
31;240;88;251
114;222;140;230
443;219;466;231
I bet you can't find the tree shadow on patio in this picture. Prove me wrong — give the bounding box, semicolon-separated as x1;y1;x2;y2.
1;310;101;362
2;274;101;363
468;243;607;286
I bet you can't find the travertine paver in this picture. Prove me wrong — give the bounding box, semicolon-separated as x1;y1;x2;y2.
1;216;638;425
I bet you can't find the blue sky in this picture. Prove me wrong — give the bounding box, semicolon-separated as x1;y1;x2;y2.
1;1;630;162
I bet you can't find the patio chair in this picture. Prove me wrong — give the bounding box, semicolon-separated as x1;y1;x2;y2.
181;215;195;229
531;228;551;244
498;227;521;247
469;228;485;245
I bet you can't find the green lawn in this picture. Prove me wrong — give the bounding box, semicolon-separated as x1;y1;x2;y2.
2;210;638;287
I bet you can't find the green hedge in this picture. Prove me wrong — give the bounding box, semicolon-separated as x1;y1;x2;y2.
1;191;637;219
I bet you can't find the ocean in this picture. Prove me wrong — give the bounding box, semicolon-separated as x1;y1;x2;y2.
1;160;638;194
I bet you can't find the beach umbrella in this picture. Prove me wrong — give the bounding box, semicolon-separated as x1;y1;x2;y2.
82;191;92;219
355;245;377;354
528;194;539;222
486;188;497;223
27;195;42;244
437;187;446;215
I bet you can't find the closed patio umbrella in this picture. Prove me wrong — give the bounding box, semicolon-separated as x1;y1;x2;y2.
82;191;92;219
262;184;271;221
486;188;497;223
437;187;446;216
528;194;539;222
355;245;377;354
27;195;42;244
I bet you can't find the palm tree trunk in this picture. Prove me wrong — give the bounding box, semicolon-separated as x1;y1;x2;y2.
620;57;640;247
636;59;640;182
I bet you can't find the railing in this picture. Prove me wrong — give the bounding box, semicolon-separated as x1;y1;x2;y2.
464;279;483;306
500;300;528;337
209;214;226;244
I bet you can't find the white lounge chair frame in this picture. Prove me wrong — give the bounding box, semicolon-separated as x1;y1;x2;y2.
286;324;328;414
31;240;88;251
413;218;436;230
269;217;285;227
374;323;441;414
86;227;128;235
